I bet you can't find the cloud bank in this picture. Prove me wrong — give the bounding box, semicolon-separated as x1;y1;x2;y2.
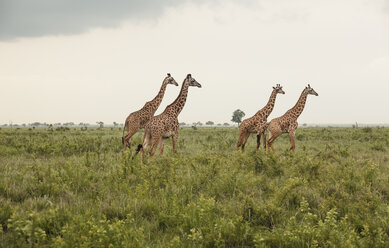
0;0;207;40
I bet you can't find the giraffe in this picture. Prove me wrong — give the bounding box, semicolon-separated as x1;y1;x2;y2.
237;84;285;151
122;73;178;151
135;74;201;163
266;84;318;151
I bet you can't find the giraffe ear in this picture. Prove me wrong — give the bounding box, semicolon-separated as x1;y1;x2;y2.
273;87;276;89
167;73;171;77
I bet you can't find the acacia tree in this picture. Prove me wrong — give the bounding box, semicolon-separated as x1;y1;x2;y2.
206;121;214;126
231;109;245;126
96;121;104;128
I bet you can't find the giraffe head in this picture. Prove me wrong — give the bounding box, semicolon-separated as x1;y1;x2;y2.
165;73;179;86
273;84;285;94
185;74;202;88
305;84;319;96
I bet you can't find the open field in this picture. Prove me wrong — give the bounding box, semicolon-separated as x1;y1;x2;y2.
1;127;389;247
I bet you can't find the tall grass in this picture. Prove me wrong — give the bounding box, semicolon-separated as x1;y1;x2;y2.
1;127;389;247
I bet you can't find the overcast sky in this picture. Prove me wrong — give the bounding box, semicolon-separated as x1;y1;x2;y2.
1;0;388;125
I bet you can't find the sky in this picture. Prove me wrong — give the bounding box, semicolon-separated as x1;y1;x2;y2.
1;0;388;125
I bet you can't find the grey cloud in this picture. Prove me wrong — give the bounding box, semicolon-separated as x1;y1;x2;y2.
0;0;200;40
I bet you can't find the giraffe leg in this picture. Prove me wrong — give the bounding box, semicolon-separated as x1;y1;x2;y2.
288;122;298;151
237;122;249;151
267;125;282;151
126;137;132;149
172;131;178;154
123;135;132;150
256;122;268;150
238;131;250;151
159;138;167;155
267;136;275;151
256;128;268;150
237;129;245;150
123;125;138;151
122;120;130;151
123;134;129;151
141;140;149;163
262;130;267;150
149;136;161;157
289;132;296;151
140;127;151;163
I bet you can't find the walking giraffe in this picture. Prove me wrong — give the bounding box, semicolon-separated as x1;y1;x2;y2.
122;73;178;151
136;74;201;163
237;84;285;151
267;84;318;151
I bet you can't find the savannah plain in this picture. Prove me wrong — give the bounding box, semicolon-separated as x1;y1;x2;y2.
1;126;389;247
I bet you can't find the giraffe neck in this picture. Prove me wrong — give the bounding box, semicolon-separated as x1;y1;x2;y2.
148;80;168;114
164;81;189;117
288;90;308;119
255;90;277;118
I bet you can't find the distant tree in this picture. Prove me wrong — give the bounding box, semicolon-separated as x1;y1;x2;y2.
231;109;245;126
113;122;119;127
179;122;186;126
192;122;203;127
223;123;230;126
303;123;307;127
217;123;222;126
206;121;214;126
96;121;104;128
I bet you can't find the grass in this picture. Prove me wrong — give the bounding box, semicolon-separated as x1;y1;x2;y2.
1;126;389;247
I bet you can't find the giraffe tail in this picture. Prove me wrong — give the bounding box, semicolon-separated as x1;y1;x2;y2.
135;144;143;153
132;144;143;160
133;125;150;160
